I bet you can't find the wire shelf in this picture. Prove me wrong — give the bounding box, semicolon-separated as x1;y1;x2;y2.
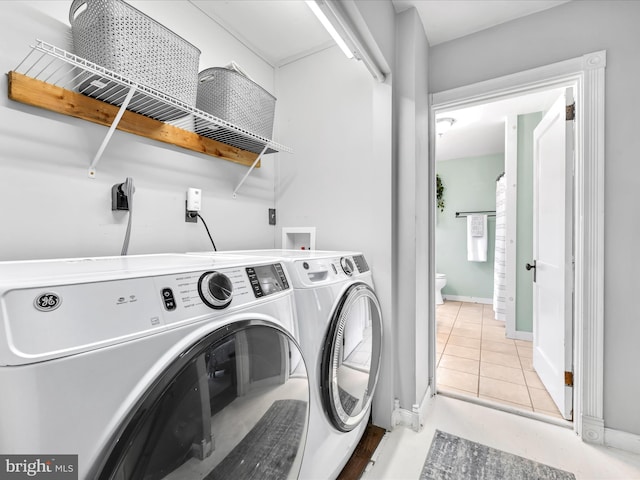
13;40;291;156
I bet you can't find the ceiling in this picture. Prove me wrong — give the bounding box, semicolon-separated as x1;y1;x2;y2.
190;0;333;67
435;88;563;161
190;0;571;66
189;0;572;160
392;0;570;46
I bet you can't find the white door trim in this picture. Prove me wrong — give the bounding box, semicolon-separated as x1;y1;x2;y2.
504;114;518;340
430;50;606;443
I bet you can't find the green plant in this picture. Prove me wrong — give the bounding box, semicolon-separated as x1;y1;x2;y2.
436;174;445;212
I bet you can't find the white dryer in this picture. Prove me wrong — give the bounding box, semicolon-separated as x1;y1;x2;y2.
0;253;309;480
189;250;384;479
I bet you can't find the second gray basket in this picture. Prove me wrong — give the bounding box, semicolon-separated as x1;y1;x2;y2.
196;67;276;141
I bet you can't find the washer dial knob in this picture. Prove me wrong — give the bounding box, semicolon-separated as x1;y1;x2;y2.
198;271;233;309
340;257;355;276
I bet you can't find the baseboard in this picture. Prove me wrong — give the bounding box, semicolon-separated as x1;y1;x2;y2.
443;295;492;305
508;330;533;341
604;427;640;455
391;385;432;432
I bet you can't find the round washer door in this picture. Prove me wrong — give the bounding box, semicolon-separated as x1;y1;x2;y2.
96;320;309;480
321;282;383;432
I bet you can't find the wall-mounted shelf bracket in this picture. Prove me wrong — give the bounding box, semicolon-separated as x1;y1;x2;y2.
232;144;269;198
88;84;137;178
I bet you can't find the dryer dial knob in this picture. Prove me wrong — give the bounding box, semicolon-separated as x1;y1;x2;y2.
340;257;355;276
198;271;233;309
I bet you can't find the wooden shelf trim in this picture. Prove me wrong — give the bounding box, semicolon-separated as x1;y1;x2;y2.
7;71;260;168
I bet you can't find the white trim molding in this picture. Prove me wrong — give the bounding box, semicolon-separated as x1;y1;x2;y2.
442;295;492;305
605;427;640;455
431;50;606;443
508;330;533;342
391;384;432;432
575;50;606;444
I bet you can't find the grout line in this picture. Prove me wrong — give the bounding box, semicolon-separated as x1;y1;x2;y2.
516;338;537;411
438;302;565;420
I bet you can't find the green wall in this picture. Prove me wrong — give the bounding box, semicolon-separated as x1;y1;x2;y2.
516;112;543;332
436;154;504;300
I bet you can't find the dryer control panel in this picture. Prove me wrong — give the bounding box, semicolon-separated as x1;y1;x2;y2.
289;254;371;288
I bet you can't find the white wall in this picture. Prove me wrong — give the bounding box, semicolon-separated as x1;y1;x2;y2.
275;1;433;428
347;0;397;431
394;7;431;411
274;4;396;427
275;46;377;251
0;1;278;261
430;0;640;436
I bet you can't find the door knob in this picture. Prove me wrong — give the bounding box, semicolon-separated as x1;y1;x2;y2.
526;260;537;282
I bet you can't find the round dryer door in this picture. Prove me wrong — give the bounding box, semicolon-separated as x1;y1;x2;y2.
321;282;383;432
95;321;309;480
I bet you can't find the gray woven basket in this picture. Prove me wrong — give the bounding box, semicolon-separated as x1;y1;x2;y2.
196;67;276;140
69;0;200;121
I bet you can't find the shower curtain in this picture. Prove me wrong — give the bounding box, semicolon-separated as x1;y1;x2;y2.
493;174;507;321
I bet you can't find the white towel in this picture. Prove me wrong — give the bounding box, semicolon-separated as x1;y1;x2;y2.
470;215;485;237
467;215;488;262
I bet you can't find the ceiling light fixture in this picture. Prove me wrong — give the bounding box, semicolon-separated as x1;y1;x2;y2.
305;0;385;82
436;117;456;137
305;0;354;59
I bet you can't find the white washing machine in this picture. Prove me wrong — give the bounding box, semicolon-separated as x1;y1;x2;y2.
0;253;310;480
189;250;384;480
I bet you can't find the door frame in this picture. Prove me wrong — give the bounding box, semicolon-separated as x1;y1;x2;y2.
429;51;606;443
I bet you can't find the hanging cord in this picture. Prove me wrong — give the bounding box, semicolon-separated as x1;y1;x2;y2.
196;213;217;251
121;177;135;256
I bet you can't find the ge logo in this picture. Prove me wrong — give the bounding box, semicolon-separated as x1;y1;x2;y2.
34;292;62;312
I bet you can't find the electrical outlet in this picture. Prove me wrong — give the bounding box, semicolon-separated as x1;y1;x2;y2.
185;201;197;223
185;188;201;223
111;183;129;211
269;208;276;225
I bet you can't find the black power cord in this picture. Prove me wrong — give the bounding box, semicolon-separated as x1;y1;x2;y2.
196;213;217;251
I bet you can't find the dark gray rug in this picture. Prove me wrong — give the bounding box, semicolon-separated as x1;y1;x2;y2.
205;399;307;480
420;430;576;480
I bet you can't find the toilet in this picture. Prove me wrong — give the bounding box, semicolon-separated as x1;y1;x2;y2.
435;273;447;305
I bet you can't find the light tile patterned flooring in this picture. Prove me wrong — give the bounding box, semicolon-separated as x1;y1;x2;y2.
436;300;563;418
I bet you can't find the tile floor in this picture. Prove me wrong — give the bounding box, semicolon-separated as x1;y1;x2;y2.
436;300;563;418
360;395;640;479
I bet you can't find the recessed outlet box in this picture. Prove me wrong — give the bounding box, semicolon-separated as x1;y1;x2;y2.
282;227;316;250
269;208;276;225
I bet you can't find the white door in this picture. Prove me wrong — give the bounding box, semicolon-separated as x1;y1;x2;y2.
532;89;574;420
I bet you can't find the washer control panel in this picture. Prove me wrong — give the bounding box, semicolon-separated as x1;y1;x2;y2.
197;271;234;309
162;262;289;314
0;261;292;365
246;263;289;298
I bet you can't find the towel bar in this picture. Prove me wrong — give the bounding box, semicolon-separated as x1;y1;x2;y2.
455;210;496;218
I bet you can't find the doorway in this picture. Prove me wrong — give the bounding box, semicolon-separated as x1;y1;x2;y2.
433;87;568;420
428;50;606;441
